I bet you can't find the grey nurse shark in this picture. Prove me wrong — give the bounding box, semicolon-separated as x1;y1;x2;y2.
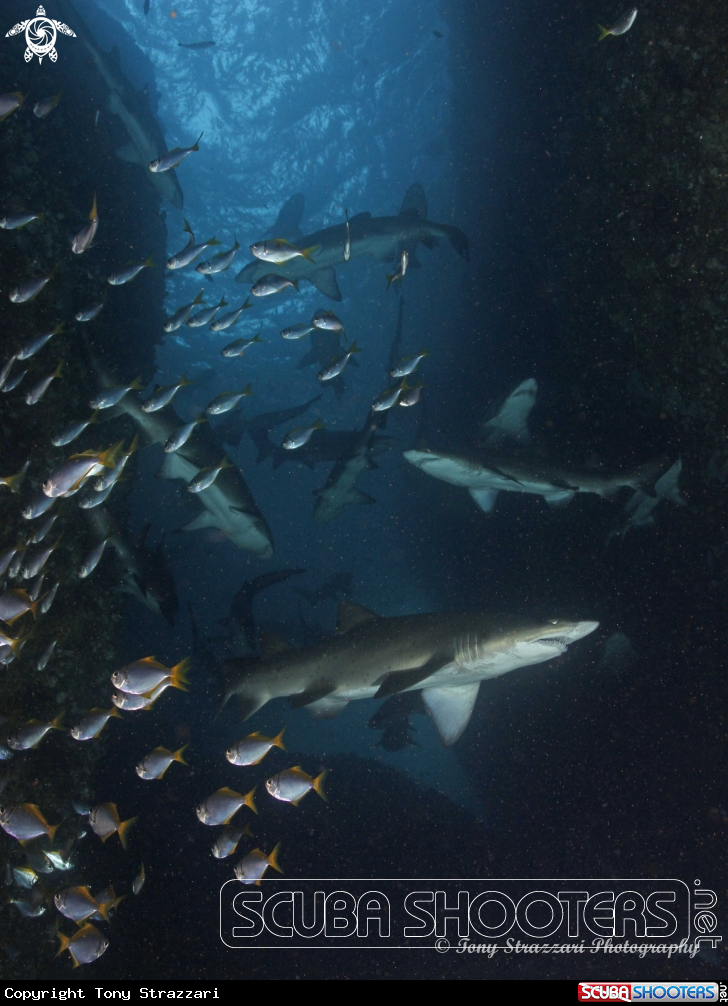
404;378;669;513
236;184;469;301
223;602;598;746
109;391;273;557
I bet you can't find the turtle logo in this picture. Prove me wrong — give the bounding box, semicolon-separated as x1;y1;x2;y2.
5;5;76;64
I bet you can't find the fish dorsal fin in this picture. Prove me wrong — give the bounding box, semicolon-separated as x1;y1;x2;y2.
336;601;380;634
482;378;537;445
399;182;427;219
259;632;292;658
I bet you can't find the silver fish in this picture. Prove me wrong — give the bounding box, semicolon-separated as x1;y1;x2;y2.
187;458;232;493
33;91;62;118
221;333;263;358
344;209;351;262
0;91;25;123
13;867;38;889
249;239;317;265
71;194;98;255
22;537;61;579
598;8;638;38
205;386;253;415
79;481;116;508
17;324;63;361
390;351;430;378
57;923;109;967
78;538;108;578
399;381;423;407
385;249;409;290
10;276;51;304
132;863;145;895
75;302;105;322
234;845;282;885
0;744;13;761
135;744;188;780
93;438;138;491
0;589;36;625
111;656;190;695
265;767;327;805
88;803;136;847
209;300;251;331
28;572;45;602
43;442;124;498
187;297;227;327
225;728;286;767
211;824;252;859
251;275;298;297
282;419;325;450
163;290;204;332
52;411;99;447
318;340;361;382
25;363;63;405
10;897;46;918
111;687;162;711
0;212;40;230
36;639;57;671
371;382;405;412
70;707;120;741
1;368;27;393
90;378;144;410
7;715;64;751
167;236;221;271
312;309;345;332
141;374;192;412
196;240;240;275
28;514;57;544
0;355;16;388
164;415;207;454
280;323;314;341
149;133;203;173
0;545;18;576
195;786;257;826
107;257;154;286
39;580;59;614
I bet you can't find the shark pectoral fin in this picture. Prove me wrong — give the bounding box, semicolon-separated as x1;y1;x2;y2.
542;489;575;509
347;488;375;506
179;510;217;532
290;684;335;709
116;142;144;164
468;488;499;513
306;695;350;719
420;235;440;249
259;632;292;658
336;601;381;634
421;683;480;746
373;657;444;699
297;349;318;370
157;453;194;482
307;267;342;301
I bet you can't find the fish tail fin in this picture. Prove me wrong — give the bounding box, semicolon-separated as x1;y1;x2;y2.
273;727;286;750
128;434;140;455
208;237;222;246
192;289;205;305
253;333;264;343
292;280;300;291
312;418;325;430
173;743;189;765
4;467;27;494
243;821;254;838
233;239;240;250
47;822;60;843
53;361;64;379
301;244;318;263
111;706;123;718
242;383;253;396
14;92;27;106
242;297;252;310
350;339;362;354
90;193;98;221
53;322;66;334
170;656;191;690
56;931;70;957
385;272;395;291
51;712;65;731
597;23;611;40
219;456;234;472
179;372;194;388
245;786;258;815
219;297;228;308
195;413;208;425
313;769;329;802
130;375;145;391
89;408;100;425
99;440;125;469
145;255;155;267
118;816;137;850
268;843;283;874
183;218;194;236
194;131;204;150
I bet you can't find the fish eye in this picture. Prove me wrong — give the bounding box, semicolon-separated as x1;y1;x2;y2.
549;619;558;625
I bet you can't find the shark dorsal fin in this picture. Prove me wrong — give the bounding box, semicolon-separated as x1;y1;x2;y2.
336;601;380;634
399;182;427;219
348;211;371;224
260;632;291;658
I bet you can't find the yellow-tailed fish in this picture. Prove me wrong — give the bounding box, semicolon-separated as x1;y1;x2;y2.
112;655;191;695
88;803;136;848
71;193;98;255
249;238;317;265
0;803;59;842
251;275;298;297
282;419;325;451
196;786;257;826
0;460;29;493
226;728;286;767
265;766;328;805
56;923;109;967
211;823;253;859
132;863;145;895
234;845;282;885
598;8;638;39
70;707;122;741
7;714;64;751
24;361;63;405
136;744;189;780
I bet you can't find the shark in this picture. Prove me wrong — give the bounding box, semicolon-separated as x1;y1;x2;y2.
219;569;305;653
313;416;388;521
213;394;323;452
54;0;183;208
235;184;469;301
404;379;669;513
107;391;274;557
223;602;598;746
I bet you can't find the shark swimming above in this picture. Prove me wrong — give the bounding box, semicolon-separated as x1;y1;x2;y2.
105;389;273;557
404;378;670;513
55;0;183;208
236;184;469;301
223;602;598;746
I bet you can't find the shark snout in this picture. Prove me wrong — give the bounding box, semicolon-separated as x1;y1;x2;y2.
537;620;600;644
